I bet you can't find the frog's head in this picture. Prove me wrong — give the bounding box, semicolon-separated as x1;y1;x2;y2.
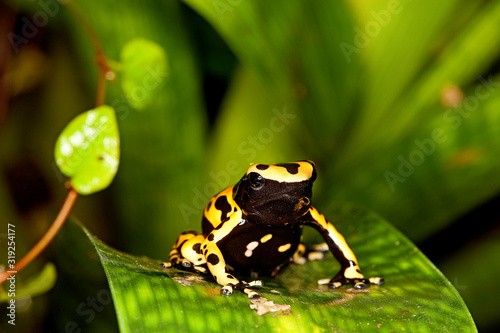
234;161;317;225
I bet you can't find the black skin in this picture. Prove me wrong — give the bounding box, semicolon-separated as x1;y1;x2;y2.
233;170;314;226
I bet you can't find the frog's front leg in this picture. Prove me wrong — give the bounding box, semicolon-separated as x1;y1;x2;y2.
202;215;261;299
302;207;383;289
202;239;260;299
161;231;208;274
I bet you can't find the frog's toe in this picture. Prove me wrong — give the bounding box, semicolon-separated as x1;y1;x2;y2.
220;284;234;296
320;274;349;289
163;259;204;274
246;289;260;299
323;276;383;289
194;266;208;274
327;280;344;289
354;282;367;289
231;282;261;299
369;277;384;285
181;259;193;268
246;280;264;287
306;250;325;261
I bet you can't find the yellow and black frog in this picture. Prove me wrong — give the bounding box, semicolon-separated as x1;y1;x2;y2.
162;161;383;299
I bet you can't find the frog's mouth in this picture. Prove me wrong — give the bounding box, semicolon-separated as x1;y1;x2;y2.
247;193;312;221
254;192;311;209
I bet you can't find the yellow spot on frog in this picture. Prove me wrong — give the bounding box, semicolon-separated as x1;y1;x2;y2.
278;243;291;252
260;234;273;243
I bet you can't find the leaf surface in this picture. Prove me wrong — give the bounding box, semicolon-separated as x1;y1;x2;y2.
0;263;57;302
54;105;119;195
120;38;168;110
81;202;476;332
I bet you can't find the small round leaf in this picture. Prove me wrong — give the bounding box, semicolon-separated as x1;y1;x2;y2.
54;105;120;195
121;38;168;110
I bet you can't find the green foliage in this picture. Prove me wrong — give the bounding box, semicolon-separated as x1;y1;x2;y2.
439;232;500;330
54;105;119;194
183;0;500;241
67;0;207;257
120;38;168;110
2;0;500;331
81;203;476;332
0;263;56;302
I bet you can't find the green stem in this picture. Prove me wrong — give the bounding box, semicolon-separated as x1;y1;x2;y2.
0;1;113;284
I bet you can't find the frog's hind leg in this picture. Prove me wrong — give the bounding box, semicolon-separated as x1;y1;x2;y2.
292;242;329;265
269;242;327;278
161;230;208;274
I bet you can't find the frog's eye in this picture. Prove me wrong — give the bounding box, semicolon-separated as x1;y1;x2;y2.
248;172;265;190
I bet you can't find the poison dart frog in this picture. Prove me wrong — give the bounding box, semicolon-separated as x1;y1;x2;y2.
162;161;383;299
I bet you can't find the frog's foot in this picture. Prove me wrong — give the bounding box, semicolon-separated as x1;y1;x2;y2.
161;260;208;274
220;281;262;299
309;242;329;252
318;275;384;289
293;243;329;265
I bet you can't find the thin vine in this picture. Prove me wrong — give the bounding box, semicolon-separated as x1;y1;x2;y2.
0;2;113;284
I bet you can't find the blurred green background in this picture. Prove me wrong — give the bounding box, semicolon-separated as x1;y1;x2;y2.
1;0;499;332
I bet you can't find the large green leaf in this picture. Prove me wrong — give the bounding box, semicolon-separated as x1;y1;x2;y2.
351;0;500;145
330;78;500;239
81;202;476;332
318;0;500;240
206;67;301;185
184;0;360;148
348;0;460;134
